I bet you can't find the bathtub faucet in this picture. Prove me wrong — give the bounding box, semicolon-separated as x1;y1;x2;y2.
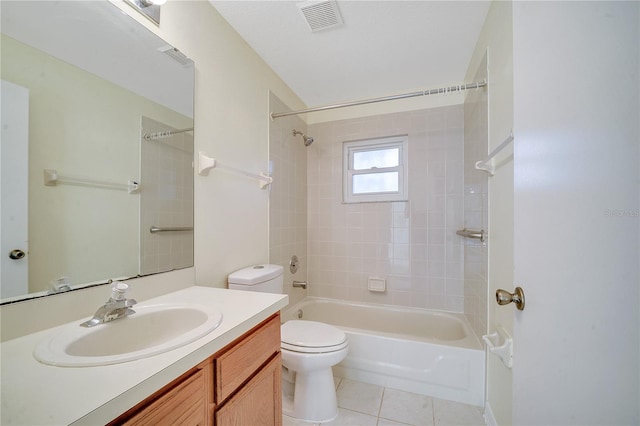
80;281;137;328
293;280;308;290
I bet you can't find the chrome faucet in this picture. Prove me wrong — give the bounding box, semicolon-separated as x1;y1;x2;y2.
80;281;137;327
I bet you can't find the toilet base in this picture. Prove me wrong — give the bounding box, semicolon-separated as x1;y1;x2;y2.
282;366;295;400
282;367;338;423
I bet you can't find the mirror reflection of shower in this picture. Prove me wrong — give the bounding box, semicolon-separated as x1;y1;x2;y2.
293;129;314;146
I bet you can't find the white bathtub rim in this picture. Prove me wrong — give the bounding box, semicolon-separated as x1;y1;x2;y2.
286;296;474;321
282;296;483;350
338;326;481;351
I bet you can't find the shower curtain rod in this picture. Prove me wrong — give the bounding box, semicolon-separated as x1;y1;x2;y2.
144;127;194;141
270;80;487;120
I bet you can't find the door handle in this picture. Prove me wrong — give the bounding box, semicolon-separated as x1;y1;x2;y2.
496;287;525;311
9;249;26;260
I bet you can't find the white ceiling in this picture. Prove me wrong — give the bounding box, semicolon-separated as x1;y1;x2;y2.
210;1;491;107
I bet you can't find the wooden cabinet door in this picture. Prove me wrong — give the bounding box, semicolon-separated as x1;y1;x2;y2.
215;354;282;426
112;359;212;426
121;368;207;426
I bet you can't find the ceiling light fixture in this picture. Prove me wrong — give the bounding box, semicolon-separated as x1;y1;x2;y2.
124;0;164;26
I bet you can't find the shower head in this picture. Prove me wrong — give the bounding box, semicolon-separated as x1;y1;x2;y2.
293;129;314;146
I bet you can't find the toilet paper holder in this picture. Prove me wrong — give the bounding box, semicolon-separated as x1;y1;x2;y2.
482;325;513;369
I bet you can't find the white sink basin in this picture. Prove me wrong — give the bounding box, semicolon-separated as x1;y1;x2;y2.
33;303;223;367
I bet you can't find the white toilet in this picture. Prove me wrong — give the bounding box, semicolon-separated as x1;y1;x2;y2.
228;264;348;423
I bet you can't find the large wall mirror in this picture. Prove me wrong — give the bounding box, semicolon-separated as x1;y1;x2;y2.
0;1;195;304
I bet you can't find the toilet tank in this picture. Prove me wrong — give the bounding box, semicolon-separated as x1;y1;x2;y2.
228;264;284;294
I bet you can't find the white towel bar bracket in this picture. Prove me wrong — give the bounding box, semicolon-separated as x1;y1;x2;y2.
475;131;514;176
475;160;496;176
482;325;513;369
197;152;272;189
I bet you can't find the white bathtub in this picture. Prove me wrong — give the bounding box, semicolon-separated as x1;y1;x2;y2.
281;297;485;407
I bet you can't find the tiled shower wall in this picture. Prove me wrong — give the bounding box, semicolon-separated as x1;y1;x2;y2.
463;57;489;337
307;106;465;312
140;116;194;275
268;93;308;307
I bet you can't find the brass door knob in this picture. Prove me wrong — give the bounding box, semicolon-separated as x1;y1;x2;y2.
496;287;525;311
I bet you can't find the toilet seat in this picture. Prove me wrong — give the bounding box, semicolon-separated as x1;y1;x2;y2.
281;320;347;354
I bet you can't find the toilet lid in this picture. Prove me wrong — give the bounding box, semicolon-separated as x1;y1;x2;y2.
281;320;347;352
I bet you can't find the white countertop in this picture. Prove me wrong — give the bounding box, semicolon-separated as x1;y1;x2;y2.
0;286;288;425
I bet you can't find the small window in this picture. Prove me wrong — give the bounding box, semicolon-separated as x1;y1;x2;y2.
343;136;408;203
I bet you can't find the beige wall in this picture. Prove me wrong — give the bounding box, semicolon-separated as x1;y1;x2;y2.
464;1;514;424
112;0;307;287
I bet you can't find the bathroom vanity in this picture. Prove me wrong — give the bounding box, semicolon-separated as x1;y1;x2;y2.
112;314;282;425
0;287;287;425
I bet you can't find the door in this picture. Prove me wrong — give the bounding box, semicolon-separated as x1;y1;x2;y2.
215;354;282;426
512;2;639;425
1;80;29;298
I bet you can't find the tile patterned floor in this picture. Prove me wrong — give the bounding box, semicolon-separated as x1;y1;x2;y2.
283;378;485;426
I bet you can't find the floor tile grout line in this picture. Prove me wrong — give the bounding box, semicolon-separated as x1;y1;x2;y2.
377;386;386;420
431;397;436;426
376;385;427;426
296;377;485;426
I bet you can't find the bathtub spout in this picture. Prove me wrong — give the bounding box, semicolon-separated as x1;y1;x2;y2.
293;280;307;290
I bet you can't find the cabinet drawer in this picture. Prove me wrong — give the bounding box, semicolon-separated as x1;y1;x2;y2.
215;314;280;403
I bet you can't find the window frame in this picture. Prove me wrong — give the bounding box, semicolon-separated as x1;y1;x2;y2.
342;135;409;203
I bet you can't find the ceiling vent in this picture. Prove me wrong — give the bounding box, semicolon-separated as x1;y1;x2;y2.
297;0;343;33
